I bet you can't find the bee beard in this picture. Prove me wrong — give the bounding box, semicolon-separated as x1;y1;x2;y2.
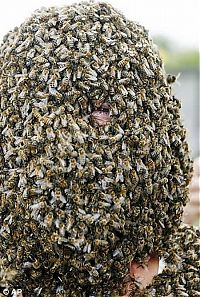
55;120;186;270
1;107;189;295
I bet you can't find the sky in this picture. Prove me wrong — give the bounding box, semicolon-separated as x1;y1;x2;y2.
0;0;199;49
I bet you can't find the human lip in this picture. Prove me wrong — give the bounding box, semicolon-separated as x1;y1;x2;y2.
91;102;111;126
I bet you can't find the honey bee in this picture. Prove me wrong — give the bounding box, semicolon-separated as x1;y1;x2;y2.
76;118;88;130
78;95;88;111
101;162;113;174
167;74;176;84
32;108;42;121
118;85;128;96
33;55;48;64
85;67;98;81
49;87;63;100
43;212;54;229
53;117;61;130
115;167;124;183
78;148;86;166
109;133;123;144
15;148;27;164
32;259;42;270
144;179;153;195
122;158;132;172
118;57;130;69
94;239;109;248
46;127;56;140
67;158;77;173
53;188;66;203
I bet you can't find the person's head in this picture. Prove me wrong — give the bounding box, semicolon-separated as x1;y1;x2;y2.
0;1;192;295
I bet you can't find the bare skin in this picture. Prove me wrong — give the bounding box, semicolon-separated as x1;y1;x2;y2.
119;254;159;296
91;102;111;126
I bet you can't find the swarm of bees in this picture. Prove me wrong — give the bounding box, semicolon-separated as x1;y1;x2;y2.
0;1;198;296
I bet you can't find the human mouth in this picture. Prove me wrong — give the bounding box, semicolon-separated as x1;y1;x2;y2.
91;102;111;126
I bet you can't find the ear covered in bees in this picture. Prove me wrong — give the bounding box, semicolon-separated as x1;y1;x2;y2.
0;1;195;296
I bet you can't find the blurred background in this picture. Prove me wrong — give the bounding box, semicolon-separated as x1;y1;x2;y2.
0;0;199;223
0;0;199;157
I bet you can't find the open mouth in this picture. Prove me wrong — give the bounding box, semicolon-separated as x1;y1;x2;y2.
91;102;111;126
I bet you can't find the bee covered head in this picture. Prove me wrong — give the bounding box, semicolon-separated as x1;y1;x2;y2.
0;1;193;295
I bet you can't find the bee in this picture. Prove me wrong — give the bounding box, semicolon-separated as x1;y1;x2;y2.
35;33;45;46
32;108;42;121
98;63;110;75
102;163;115;174
118;85;128;96
67;158;77;173
39;68;49;82
58;114;67;127
61;20;70;32
122;158;132;172
78;148;86;166
118;57;129;69
109;102;119;116
66;90;79;101
15;36;32;53
144;179;153;195
66;35;74;48
78;95;88;111
151;145;162;158
57;61;69;72
94;239;109;248
78;81;90;92
46;127;56;140
53;117;61;130
48;73;58;89
33;164;45;178
90;61;99;72
33;55;48;64
26;47;36;60
43;212;54;229
79;31;87;42
57;222;66;237
146;158;155;173
53;188;66;203
76;65;83;79
109;133;123;144
87;161;97;177
32;259;42;270
73;194;83;206
16;148;27;164
115;167;124;183
76;118;88;130
85;68;98;81
73;130;85;144
127;101;137;115
135;159;147;175
58;77;70;92
167;74;176;84
49;87;63;100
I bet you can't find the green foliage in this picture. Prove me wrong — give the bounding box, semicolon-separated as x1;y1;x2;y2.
153;35;199;71
165;50;199;71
